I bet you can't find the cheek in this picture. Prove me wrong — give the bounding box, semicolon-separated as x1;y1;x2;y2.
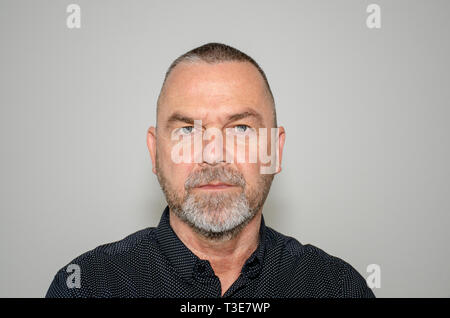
236;163;261;190
158;144;193;190
164;163;192;191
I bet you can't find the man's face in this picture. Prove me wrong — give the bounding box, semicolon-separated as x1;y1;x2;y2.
147;61;285;240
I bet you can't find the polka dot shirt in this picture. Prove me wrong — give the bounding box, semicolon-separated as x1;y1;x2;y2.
46;206;375;298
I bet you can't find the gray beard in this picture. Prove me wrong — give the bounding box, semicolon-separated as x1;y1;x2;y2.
173;189;257;241
156;163;273;241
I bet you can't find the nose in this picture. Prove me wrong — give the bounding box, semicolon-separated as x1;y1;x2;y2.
201;128;225;164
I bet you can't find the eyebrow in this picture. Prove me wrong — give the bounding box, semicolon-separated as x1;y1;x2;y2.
166;112;195;125
165;108;264;127
227;110;263;126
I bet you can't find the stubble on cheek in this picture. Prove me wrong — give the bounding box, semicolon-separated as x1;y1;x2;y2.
155;151;185;213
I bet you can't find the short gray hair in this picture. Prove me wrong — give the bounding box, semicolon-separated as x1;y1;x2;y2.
157;42;277;126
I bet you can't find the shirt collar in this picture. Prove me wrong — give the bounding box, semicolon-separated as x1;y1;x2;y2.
155;205;267;282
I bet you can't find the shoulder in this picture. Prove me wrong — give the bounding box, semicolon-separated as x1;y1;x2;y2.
45;227;158;297
71;226;158;265
265;226;375;298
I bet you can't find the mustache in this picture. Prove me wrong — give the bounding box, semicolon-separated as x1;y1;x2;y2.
184;166;246;189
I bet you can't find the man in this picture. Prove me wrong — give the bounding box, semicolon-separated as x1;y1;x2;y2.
46;43;374;298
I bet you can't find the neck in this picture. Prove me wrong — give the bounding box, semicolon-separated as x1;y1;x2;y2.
169;210;262;276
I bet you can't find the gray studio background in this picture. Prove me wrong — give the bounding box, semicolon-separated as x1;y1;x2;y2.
1;0;449;297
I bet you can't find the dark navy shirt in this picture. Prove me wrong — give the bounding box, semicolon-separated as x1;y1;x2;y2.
46;206;375;298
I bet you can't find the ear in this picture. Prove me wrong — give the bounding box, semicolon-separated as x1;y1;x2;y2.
147;126;157;174
275;126;286;175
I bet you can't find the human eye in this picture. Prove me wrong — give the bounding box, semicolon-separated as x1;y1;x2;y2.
233;124;255;135
176;125;194;136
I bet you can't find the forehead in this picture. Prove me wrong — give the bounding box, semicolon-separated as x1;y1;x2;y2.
158;61;272;124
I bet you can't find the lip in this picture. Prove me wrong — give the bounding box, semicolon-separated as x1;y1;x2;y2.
195;183;237;190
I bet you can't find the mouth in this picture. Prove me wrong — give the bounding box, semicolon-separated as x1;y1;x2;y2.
195;182;238;190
